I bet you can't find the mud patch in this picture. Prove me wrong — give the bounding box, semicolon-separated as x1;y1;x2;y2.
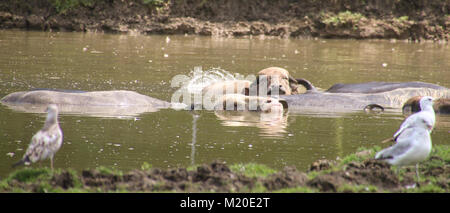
51;171;75;189
308;160;400;192
309;159;335;172
81;161;257;192
263;166;308;191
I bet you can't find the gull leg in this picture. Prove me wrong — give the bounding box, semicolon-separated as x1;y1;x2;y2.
415;163;420;182
50;156;54;172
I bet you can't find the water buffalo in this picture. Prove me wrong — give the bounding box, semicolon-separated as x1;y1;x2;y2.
1;90;171;117
201;80;252;103
280;87;450;113
248;67;303;96
275;77;449;113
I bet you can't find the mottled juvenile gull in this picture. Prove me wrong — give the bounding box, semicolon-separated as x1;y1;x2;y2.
12;104;63;171
375;97;435;180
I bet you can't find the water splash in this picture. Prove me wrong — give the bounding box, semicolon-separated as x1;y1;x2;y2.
184;66;236;95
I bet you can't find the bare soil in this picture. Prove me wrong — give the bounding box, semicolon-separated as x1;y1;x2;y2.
0;0;448;41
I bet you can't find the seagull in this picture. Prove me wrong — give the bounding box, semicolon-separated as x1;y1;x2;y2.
381;96;435;143
375;97;435;180
12;104;63;171
393;96;435;139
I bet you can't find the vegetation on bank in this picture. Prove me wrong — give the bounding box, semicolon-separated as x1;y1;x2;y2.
48;0;167;13
49;0;95;14
321;11;366;27
1;145;448;193
1;0;448;40
6;0;166;14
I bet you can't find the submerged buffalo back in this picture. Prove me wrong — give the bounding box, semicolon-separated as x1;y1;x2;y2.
1;90;170;108
282;87;450;113
326;81;447;94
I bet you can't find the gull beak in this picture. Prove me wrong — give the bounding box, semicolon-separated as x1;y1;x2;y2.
427;124;433;132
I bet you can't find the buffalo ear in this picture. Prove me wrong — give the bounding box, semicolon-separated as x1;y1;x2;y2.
402;96;422;114
288;76;300;94
296;78;317;91
288;75;298;84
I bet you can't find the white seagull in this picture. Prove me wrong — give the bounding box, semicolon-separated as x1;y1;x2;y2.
12;104;63;171
381;96;435;144
393;96;435;140
375;97;435;180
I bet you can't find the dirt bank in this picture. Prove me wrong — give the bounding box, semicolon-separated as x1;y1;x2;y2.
0;0;448;41
1;145;448;193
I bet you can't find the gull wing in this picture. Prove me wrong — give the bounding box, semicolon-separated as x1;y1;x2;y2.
377;128;416;159
393;113;419;141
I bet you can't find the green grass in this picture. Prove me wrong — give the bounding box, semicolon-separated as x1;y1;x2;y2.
273;186;318;193
229;163;277;178
142;0;165;6
322;11;366;26
337;184;379;193
186;164;199;172
140;162;153;171
431;145;450;162
96;166;123;176
6;167;51;183
50;0;95;14
339;146;381;166
404;182;446;193
396;16;409;22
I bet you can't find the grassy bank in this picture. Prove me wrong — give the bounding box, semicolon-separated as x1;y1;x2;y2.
1;145;448;193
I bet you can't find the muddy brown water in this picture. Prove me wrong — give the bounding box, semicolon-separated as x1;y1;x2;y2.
0;30;449;178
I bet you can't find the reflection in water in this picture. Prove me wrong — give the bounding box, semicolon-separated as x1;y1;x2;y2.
191;112;200;165
435;115;450;131
334;117;344;157
214;110;288;138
